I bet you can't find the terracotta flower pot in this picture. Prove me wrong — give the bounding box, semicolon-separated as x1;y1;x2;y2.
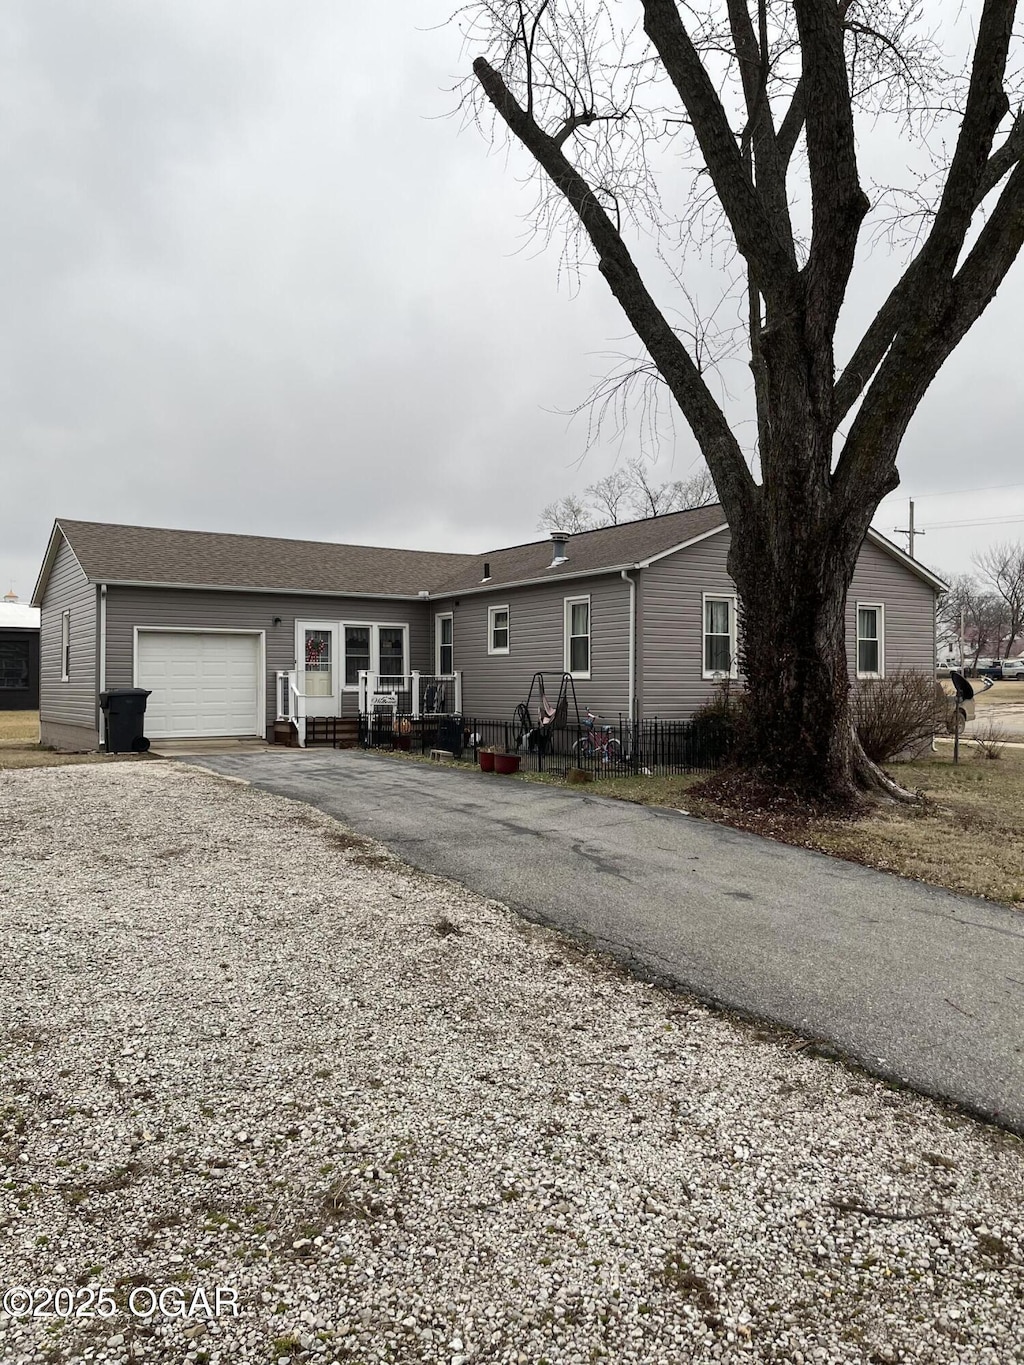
478;749;496;772
494;752;521;775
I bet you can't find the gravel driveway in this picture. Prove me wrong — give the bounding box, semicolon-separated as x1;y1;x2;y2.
2;763;1023;1365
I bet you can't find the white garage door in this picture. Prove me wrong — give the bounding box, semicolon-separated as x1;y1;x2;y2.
137;631;262;739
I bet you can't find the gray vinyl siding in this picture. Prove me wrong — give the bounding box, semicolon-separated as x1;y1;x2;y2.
432;572;633;721
847;538;936;676
639;529;938;720
639;530;735;720
104;587;433;731
39;535;98;746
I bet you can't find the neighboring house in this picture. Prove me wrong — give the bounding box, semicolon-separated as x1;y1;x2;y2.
31;511;945;750
0;595;41;711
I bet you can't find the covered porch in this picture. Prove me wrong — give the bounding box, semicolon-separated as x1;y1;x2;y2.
276;669;463;747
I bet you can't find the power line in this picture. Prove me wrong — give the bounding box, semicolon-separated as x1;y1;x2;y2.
877;480;1024;503
921;514;1024;530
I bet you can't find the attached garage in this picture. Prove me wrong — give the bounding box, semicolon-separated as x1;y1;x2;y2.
135;629;264;739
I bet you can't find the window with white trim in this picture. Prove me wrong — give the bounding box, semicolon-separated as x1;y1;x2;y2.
436;613;453;675
856;603;884;678
564;596;591;678
377;626;405;684
341;623;409;689
702;594;737;679
343;625;371;689
60;610;71;682
488;605;510;655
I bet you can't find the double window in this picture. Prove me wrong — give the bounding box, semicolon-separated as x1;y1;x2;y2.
856;604;884;678
488;605;510;655
564;596;591;678
702;594;737;679
342;623;408;689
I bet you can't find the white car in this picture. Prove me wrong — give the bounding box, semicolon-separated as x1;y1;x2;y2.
1001;657;1024;680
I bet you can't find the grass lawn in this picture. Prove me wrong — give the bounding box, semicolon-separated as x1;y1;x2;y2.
0;710;40;745
0;710;145;770
973;680;1024;706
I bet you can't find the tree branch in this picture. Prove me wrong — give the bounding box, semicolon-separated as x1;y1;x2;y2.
729;0;796;260
834;0;1020;427
792;0;870;361
835;157;1024;509
472;56;757;521
640;0;799;312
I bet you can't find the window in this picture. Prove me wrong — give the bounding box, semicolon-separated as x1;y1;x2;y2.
856;603;884;678
564;596;591;678
60;610;71;682
378;626;405;683
435;613;453;675
341;623;409;689
702;595;737;679
344;626;371;688
488;605;510;655
0;637;29;690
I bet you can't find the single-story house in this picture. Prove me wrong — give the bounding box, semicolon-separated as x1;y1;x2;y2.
0;596;41;711
31;510;945;750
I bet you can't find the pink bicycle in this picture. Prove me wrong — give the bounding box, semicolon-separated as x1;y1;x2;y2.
571;708;624;765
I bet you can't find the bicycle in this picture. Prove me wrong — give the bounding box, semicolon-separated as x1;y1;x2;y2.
571;708;623;765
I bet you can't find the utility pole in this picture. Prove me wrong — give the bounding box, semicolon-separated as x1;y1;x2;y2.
894;498;924;559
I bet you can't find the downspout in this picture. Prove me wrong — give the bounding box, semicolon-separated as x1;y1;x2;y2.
98;584;107;749
620;569;636;720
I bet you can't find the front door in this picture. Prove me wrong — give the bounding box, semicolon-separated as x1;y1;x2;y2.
297;622;339;718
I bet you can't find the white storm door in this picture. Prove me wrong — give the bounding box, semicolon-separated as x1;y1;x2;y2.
297;622;339;717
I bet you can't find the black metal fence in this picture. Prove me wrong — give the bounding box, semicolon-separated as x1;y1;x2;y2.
358;710;731;777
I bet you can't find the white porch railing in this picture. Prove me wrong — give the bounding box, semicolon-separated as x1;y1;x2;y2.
357;670;462;718
276;669;307;748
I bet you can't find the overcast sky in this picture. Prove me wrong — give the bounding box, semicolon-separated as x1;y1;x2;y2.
3;0;1023;603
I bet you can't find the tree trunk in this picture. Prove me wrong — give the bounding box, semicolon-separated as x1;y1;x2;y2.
728;516;862;805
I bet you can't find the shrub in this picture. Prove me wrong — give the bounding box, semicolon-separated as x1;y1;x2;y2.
692;678;747;757
852;670;949;763
973;721;1009;760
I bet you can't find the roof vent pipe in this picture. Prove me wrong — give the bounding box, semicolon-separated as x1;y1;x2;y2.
550;531;569;566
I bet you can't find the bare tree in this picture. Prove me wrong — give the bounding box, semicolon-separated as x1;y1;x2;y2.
542;459;716;530
537;494;594;533
974;541;1024;656
937;572;1010;668
587;469;632;524
660;466;717;513
462;0;1024;805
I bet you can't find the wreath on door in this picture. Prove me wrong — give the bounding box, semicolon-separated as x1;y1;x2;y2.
306;634;329;667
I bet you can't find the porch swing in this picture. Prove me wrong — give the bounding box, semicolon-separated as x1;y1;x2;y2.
512;672;582;754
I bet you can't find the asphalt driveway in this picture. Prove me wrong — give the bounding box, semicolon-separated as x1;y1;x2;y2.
192;749;1024;1131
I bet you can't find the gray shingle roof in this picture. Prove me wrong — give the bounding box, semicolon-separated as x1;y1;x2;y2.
54;520;477;597
51;507;729;598
432;504;728;594
43;507;943;602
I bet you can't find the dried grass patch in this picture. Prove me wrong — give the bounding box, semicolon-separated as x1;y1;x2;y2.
0;711;40;745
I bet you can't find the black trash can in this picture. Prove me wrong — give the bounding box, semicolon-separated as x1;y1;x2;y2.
100;688;152;753
436;713;464;759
